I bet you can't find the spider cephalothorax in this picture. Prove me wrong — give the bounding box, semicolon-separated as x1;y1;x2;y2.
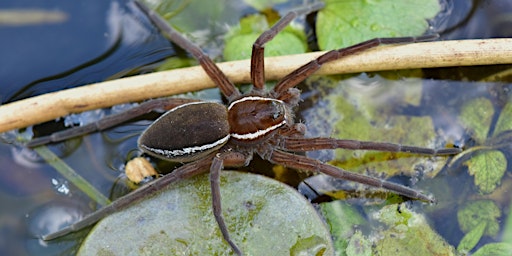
34;2;461;255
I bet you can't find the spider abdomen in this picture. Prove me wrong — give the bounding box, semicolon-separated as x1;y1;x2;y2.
228;96;286;142
138;102;230;162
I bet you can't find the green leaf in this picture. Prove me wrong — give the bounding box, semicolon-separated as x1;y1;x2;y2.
223;14;307;61
459;97;494;144
320;201;367;254
346;230;372;256
244;0;287;11
464;150;507;194
78;172;333;255
372;204;456;255
457;200;501;238
472;242;512;256
316;0;440;50
494;98;512;136
457;221;486;253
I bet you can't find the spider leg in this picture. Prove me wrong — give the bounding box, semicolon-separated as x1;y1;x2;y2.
251;2;325;90
41;154;213;240
273;34;439;100
27;98;198;147
210;152;247;256
267;149;434;202
135;1;240;99
282;137;461;155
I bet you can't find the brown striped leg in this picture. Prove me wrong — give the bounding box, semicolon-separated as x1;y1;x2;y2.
281;137;461;156
210;152;249;256
273;34;439;100
135;1;240;99
42;154;214;240
250;2;325;90
267;149;435;202
27;98;198;147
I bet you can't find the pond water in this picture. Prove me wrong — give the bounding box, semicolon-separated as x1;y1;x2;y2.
0;0;511;255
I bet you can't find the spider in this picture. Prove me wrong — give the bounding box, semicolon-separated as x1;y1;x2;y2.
31;1;461;255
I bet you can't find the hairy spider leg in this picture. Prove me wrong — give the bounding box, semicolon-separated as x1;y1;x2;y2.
273;34;439;100
250;2;325;90
210;152;244;255
27;98;199;147
135;1;240;100
268;149;434;202
282;137;461;156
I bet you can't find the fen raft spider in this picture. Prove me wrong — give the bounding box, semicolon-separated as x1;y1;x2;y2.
31;1;461;255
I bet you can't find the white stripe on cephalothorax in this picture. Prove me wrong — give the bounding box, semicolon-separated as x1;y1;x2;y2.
227;96;284;110
140;134;230;158
230;120;286;140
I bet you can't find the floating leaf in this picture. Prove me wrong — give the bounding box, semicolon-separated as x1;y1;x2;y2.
78;172;333;255
457;221;487;253
223;14;307;61
457;200;501;238
372;204;456;255
464;150;507;194
316;0;440;50
459;97;494;144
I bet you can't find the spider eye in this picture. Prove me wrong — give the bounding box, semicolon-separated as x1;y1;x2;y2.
270;101;283;119
272;110;282;120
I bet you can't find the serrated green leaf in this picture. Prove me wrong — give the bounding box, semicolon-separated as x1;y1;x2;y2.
459;97;494;144
316;0;440;50
465;150;507;194
457;200;501;238
223;14;307;61
457;221;486;253
472;242;512;256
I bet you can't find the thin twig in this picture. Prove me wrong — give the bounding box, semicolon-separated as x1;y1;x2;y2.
0;38;511;133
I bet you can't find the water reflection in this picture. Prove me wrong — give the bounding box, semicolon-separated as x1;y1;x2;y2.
0;0;174;103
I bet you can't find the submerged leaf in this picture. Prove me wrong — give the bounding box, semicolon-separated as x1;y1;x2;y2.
244;0;287;11
223;14;307;61
457;221;487;253
304;75;448;178
346;230;372;256
316;0;440;50
459;97;494;144
494;98;512;136
464;150;507;194
320;201;367;253
472;242;512;256
457;200;501;238
78;172;333;255
372;204;456;255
